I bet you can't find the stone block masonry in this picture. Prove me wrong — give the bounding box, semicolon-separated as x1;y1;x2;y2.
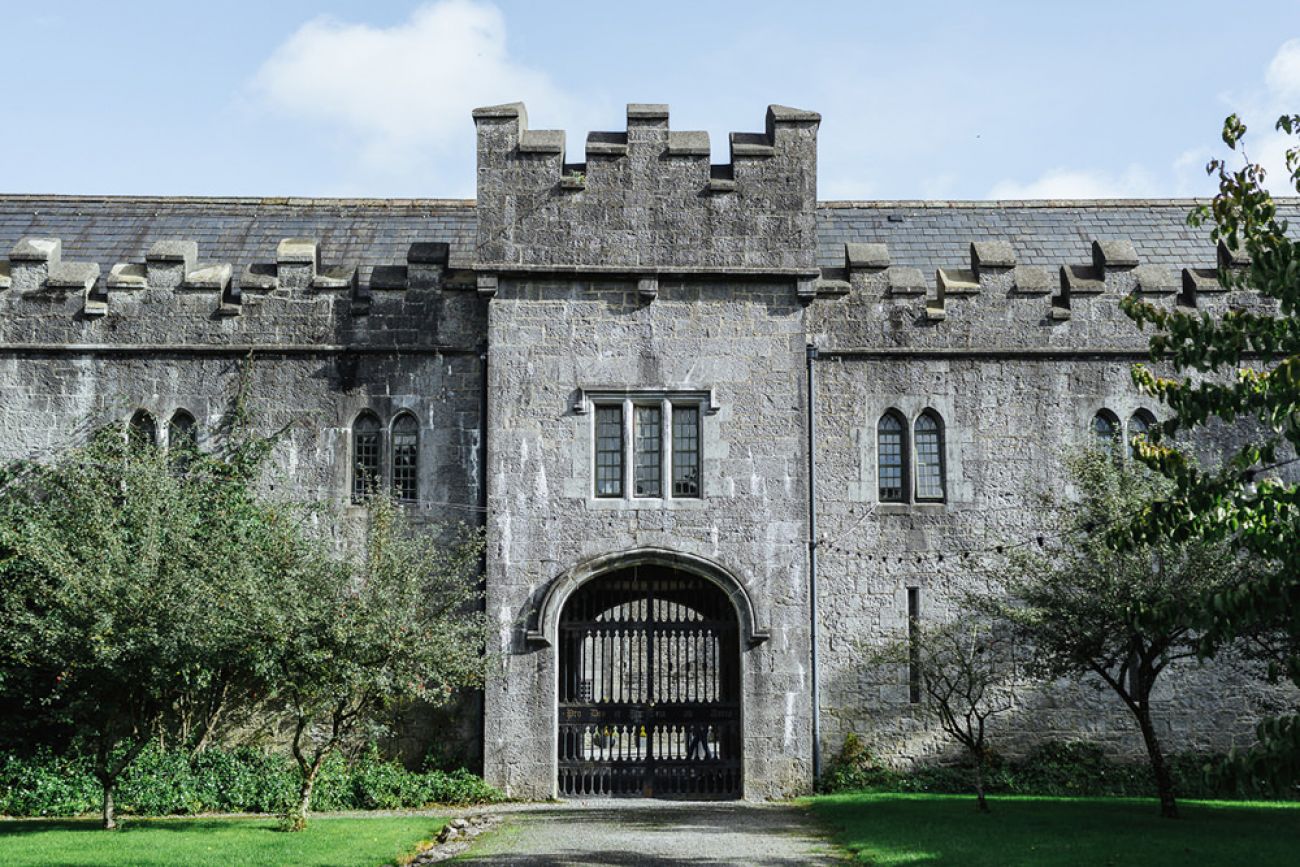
0;99;1294;799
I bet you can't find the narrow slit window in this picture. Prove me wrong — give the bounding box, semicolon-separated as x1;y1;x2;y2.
878;411;906;502
634;405;662;498
914;411;945;502
594;406;624;498
352;412;381;502
907;587;921;704
391;413;419;503
672;405;700;498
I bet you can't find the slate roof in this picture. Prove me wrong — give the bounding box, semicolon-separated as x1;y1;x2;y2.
0;195;478;282
817;200;1300;271
1;194;1297;281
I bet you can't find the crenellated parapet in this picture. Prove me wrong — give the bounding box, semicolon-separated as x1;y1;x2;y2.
472;102;821;285
813;235;1271;333
1;236;465;321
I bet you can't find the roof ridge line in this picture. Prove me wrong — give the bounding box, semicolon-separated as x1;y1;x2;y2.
818;197;1300;209
0;193;477;208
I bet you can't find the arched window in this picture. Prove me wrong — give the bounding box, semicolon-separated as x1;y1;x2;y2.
914;411;946;502
352;412;382;502
168;410;197;451
1093;409;1121;455
128;410;157;448
391;413;419;503
877;410;908;502
1128;409;1156;459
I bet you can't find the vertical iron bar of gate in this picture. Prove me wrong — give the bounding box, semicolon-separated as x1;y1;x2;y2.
644;573;655;795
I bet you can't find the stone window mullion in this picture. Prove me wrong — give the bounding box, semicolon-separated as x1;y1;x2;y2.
623;398;634;499
661;399;672;500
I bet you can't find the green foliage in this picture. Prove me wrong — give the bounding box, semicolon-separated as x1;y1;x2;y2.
821;736;1283;801
0;745;502;817
822;733;901;792
0;379;493;830
1118;114;1300;787
0;411;316;827
863;617;1021;810
809;793;1300;867
0;816;450;867
265;494;491;828
985;451;1246;816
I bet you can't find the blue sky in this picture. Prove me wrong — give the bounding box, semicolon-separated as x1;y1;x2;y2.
5;0;1299;200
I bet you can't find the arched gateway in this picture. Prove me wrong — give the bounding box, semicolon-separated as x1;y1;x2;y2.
556;563;742;798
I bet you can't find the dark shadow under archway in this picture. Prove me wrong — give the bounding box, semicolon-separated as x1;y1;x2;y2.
557;564;742;799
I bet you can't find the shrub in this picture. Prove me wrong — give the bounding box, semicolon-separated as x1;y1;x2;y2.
820;736;1295;800
0;749;99;816
0;744;502;817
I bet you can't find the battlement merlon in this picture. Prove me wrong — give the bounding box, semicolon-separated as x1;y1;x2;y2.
472;101;822;281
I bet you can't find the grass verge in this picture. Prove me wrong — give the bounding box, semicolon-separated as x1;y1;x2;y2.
807;792;1300;866
0;815;447;867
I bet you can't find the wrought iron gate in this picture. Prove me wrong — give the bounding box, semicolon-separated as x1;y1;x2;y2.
557;568;741;798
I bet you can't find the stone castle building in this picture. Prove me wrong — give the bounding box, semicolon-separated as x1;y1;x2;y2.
0;102;1287;800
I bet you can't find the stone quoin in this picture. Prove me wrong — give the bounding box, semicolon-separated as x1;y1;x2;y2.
0;102;1291;800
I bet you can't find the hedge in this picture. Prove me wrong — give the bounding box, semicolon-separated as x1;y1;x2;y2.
0;745;503;817
822;734;1297;800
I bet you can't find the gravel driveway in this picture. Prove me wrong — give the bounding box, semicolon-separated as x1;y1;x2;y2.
453;800;839;865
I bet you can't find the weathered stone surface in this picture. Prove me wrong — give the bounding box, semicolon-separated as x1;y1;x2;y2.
0;100;1288;806
473;102;820;276
11;237;61;262
107;263;147;289
845;242;889;270
46;261;100;290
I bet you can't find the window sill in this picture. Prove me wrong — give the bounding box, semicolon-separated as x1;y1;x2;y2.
584;497;709;511
875;501;949;515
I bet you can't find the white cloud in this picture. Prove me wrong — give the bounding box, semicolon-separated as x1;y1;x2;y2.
986;166;1160;200
1265;37;1300;102
252;0;586;192
985;38;1300;201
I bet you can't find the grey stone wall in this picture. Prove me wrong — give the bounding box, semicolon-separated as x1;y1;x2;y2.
0;237;490;763
480;277;812;799
805;251;1293;769
1;99;1293;799
473;103;820;277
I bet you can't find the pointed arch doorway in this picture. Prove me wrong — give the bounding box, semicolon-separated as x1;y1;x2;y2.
556;563;742;798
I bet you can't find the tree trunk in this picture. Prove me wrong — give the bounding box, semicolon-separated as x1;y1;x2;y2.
973;753;990;813
102;781;117;830
286;767;319;832
1135;705;1178;819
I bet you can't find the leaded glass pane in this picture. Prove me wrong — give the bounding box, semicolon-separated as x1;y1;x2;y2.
353;413;381;502
915;413;945;501
392;414;419;503
634;405;662;498
595;406;623;498
878;413;905;502
672;406;700;498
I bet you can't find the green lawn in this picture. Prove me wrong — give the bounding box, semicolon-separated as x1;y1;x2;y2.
0;815;447;867
808;793;1300;866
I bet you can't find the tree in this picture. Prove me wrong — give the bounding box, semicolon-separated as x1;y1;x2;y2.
987;451;1246;818
0;425;307;829
1120;113;1300;789
869;617;1020;812
266;495;489;831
